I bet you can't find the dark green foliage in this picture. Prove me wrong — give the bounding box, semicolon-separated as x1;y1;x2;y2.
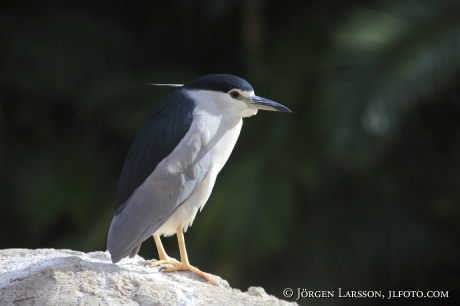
1;0;459;305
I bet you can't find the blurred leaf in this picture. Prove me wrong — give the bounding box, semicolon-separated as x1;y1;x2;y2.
324;0;460;166
13;138;116;249
193;154;294;259
0;11;132;98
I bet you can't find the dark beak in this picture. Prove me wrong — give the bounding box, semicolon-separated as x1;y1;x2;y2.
247;96;291;112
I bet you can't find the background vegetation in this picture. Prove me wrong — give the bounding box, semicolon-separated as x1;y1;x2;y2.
1;0;459;305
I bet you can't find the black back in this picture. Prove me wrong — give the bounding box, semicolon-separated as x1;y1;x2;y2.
115;88;195;215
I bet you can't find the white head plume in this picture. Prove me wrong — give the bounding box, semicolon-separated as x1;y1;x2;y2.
146;83;184;87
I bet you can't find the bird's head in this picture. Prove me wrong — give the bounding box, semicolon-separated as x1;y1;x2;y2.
152;74;291;118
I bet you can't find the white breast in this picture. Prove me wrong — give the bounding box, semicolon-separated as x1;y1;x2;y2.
156;89;251;236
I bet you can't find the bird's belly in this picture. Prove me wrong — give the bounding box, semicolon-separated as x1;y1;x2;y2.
155;117;242;236
155;169;216;236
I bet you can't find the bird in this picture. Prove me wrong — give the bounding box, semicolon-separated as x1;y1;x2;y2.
107;74;291;284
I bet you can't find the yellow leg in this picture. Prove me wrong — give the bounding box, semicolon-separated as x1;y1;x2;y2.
148;234;180;268
161;227;214;285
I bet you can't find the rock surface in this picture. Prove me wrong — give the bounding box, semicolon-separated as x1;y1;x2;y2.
0;249;295;306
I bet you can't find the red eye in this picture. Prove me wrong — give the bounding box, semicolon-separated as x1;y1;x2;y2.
230;91;240;99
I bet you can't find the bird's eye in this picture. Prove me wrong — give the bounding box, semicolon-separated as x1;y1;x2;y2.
230;91;240;99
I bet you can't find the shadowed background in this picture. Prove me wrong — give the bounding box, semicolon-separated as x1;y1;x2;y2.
1;0;459;305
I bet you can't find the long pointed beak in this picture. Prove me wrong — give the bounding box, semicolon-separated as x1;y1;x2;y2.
247;95;291;112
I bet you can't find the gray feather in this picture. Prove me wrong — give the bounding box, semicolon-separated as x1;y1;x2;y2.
114;89;195;215
107;142;213;263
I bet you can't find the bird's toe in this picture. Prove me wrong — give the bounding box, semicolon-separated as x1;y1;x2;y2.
162;263;215;285
148;258;181;268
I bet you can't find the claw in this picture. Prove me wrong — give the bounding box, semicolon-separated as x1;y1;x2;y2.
148;258;181;268
163;263;215;285
149;230;214;285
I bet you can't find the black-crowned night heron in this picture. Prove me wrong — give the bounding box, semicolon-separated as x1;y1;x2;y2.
107;74;290;284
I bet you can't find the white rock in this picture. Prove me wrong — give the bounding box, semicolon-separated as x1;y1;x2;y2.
0;249;296;306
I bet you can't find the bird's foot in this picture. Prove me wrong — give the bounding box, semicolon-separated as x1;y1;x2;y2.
148;257;181;268
162;263;215;285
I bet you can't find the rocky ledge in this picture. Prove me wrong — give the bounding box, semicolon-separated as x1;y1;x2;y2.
0;249;295;306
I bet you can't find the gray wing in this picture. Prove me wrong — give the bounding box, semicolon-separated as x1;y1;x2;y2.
107;127;213;263
114;89;195;214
